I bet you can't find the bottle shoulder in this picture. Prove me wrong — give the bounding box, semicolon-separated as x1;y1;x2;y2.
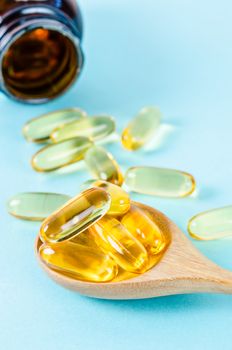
0;1;83;40
0;1;81;21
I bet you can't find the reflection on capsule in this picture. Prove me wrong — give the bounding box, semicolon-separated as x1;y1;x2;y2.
188;206;232;240
125;166;196;197
31;136;93;172
7;192;71;221
89;216;148;273
51;115;115;143
23;108;87;143
84;180;130;216
40;187;111;243
121;106;162;150
121;204;166;254
39;241;118;282
84;146;124;186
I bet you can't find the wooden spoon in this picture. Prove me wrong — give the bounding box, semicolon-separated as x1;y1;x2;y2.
35;202;232;299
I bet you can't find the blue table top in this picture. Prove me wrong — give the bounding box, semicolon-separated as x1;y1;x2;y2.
1;0;232;349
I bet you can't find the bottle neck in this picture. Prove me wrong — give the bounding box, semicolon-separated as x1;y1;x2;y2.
0;5;83;103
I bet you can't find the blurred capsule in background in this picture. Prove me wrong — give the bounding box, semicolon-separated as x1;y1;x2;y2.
121;106;162;151
188;206;232;240
125;166;196;197
7;192;71;221
31;136;93;172
84;180;130;216
84;145;124;186
23;108;87;143
39;241;118;282
40;187;111;243
50;116;115;143
89;216;149;273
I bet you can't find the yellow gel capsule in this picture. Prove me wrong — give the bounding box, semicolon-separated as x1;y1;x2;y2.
23;108;87;143
40;188;111;243
50;116;115;143
84;180;130;216
39;241;118;282
121;106;162;150
71;229;99;248
7;192;71;221
188;206;232;240
84;146;124;186
89;216;149;273
121;204;166;254
32;136;93;172
125;166;196;197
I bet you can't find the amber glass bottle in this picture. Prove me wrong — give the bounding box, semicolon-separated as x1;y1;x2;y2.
0;0;83;103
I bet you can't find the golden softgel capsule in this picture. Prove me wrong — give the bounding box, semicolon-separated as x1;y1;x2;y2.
23;108;87;143
188;206;232;240
39;241;118;282
71;230;100;248
85;146;124;186
89;216;149;273
51;116;115;143
121;106;162;150
125;166;196;197
32;136;93;172
40;188;111;243
121;204;166;254
7;192;71;221
84;180;130;216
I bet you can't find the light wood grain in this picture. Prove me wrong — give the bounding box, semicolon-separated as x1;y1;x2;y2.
35;202;232;299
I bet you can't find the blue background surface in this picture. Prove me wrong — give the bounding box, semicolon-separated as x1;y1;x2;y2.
1;0;232;348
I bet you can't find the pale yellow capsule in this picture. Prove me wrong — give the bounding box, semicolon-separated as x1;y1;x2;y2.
7;192;71;221
121;204;166;254
23;108;87;143
188;206;232;240
84;145;124;186
89;216;149;273
40;188;111;243
31;136;93;172
50;116;115;143
121;106;162;150
125;166;196;197
39;241;118;282
84;180;130;216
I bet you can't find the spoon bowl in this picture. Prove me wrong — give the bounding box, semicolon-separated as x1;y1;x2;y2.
35;202;232;299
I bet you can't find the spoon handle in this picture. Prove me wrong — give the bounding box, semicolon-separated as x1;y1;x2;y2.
145;221;232;297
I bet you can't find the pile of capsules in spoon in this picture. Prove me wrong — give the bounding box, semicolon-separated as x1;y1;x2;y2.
36;184;172;282
9;105;229;284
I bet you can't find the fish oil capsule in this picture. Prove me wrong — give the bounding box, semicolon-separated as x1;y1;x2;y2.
39;241;118;282
125;167;196;197
89;216;149;273
51;116;115;143
84;180;130;216
7;192;71;221
84;146;124;186
188;206;232;240
23;108;86;143
32;136;93;172
121;106;162;150
121;204;166;254
40;188;111;243
71;229;99;248
23;108;87;143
